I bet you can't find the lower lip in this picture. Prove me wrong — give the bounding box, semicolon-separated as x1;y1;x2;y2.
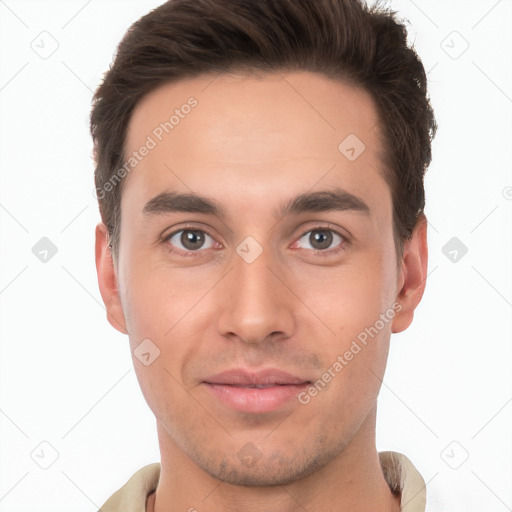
203;383;309;413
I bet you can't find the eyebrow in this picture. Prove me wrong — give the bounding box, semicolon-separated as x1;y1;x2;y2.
142;188;370;220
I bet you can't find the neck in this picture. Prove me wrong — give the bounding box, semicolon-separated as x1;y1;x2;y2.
149;406;400;512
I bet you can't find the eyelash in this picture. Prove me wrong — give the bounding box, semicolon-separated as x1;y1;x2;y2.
161;225;349;258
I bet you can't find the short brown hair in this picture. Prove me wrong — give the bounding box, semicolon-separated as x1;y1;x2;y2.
91;0;436;258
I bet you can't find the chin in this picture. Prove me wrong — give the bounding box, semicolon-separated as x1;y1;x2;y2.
194;447;334;487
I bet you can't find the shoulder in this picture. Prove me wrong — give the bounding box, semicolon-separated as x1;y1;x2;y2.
98;463;161;512
379;451;457;512
380;451;426;512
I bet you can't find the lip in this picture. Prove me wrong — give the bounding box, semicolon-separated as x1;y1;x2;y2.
202;368;311;414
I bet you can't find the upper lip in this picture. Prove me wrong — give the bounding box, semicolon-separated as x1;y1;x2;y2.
203;368;310;386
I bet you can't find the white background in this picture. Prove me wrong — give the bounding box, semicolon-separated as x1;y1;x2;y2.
0;1;511;510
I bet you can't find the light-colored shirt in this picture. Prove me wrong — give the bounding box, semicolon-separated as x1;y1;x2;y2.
98;451;427;512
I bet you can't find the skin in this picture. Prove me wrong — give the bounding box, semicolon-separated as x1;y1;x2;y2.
96;71;428;512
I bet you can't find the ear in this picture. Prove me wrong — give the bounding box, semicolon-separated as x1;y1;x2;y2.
95;222;128;334
391;214;428;333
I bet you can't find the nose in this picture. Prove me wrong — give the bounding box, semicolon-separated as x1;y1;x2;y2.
216;243;295;345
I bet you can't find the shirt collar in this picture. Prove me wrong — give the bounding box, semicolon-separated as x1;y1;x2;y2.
99;451;426;512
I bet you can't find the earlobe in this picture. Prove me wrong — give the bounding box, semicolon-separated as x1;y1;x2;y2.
95;223;128;334
391;214;428;334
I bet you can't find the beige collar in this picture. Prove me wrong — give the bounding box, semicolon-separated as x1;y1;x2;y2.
99;451;426;512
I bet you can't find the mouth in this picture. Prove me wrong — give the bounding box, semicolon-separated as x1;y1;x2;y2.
220;383;292;389
202;368;311;414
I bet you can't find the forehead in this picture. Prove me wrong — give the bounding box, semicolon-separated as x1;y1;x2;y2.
122;71;389;217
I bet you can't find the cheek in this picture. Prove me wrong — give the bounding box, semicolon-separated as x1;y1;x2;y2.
131;357;190;433
120;262;212;389
303;256;395;337
300;253;395;393
120;259;196;338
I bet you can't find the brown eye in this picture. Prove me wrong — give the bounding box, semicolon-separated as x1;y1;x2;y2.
166;229;214;252
310;230;333;250
297;229;344;252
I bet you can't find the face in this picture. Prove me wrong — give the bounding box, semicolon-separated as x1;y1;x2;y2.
96;71;427;486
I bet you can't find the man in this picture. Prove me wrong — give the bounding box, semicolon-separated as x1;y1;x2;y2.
92;0;436;510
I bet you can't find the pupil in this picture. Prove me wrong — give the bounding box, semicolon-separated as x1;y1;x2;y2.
311;230;332;250
182;230;204;250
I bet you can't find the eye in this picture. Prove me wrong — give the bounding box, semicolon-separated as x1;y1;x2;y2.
295;228;346;254
164;229;216;254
